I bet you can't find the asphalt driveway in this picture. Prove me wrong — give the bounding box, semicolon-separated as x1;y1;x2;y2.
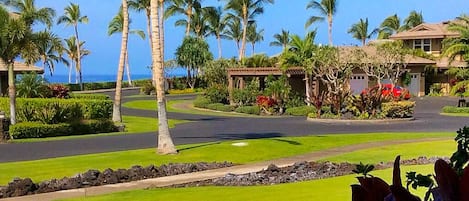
0;90;467;162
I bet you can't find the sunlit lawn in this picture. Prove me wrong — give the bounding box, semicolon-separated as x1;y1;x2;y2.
0;132;452;185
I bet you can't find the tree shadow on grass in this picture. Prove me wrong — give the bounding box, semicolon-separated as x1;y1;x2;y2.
271;138;302;145
216;132;284;140
178;141;222;152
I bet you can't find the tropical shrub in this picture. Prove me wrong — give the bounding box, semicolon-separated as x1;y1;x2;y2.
16;73;50;98
206;103;233;112
256;95;277;114
203;59;237;87
69;93;110;100
193;96;212;108
48;84;70;98
442;106;469;113
0;98;112;122
10;119;117;139
285;106;316;116
140;80;155;95
204;84;229;104
381;101;415;118
167;88;199;95
232;82;260;106
428;83;443;96
450;80;469;97
235;106;261;115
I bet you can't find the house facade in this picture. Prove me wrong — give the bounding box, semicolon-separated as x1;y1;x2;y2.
389;21;466;95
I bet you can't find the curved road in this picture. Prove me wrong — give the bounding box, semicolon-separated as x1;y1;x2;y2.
0;89;467;162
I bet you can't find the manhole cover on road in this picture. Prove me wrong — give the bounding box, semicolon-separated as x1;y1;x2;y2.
232;142;248;147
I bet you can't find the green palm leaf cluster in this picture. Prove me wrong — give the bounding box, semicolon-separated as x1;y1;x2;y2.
348;18;378;46
378;11;424;39
443;15;469;63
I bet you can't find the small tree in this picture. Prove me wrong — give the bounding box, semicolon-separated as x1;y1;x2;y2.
175;36;213;89
376;41;409;87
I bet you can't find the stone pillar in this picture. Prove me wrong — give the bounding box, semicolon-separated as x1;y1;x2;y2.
228;76;234;105
239;77;245;89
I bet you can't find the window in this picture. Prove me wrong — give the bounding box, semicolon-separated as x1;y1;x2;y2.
413;39;431;52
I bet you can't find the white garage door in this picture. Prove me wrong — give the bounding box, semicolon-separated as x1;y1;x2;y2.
408;73;420;96
350;74;369;94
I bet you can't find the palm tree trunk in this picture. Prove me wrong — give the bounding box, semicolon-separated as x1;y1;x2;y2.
159;0;164;57
217;35;222;59
68;63;73;84
145;11;157;86
186;5;192;36
113;0;130;123
240;7;248;60
151;0;177;155
74;24;84;90
362;38;366;46
328;16;333;45
7;63;16;125
252;43;255;56
125;51;132;86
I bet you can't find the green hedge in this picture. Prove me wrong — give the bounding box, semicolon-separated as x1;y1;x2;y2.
442;106;469;113
206;103;234;112
10;119;117;139
193;96;212;108
235;106;260;115
69;93;110;100
65;79;151;91
382;101;415;118
0;98;112;123
285;106;317;116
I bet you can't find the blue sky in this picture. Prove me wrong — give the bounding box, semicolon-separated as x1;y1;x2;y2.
31;0;469;76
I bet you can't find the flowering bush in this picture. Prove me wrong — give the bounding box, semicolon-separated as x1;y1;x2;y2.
48;84;70;98
256;95;277;113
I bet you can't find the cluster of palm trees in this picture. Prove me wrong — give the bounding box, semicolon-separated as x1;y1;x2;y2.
0;0;89;125
347;11;424;46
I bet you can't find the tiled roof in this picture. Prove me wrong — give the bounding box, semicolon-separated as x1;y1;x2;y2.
339;46;436;65
0;61;44;73
227;67;304;76
389;22;460;40
435;57;467;68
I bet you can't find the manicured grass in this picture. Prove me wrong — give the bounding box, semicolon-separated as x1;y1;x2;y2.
11;116;189;143
60;165;434;201
0;132;452;185
123;99;275;117
441;112;469;117
323;140;454;164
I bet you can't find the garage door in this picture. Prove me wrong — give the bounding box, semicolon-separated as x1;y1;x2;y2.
350;74;369;94
408;73;420;96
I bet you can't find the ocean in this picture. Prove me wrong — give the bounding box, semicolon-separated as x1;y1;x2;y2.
44;68;187;84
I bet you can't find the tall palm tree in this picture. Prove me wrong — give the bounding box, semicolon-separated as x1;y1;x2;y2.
224;0;274;60
57;3;88;90
206;6;227;58
443;15;469;63
270;29;290;51
108;6;146;86
378;14;400;39
35;30;69;76
174;6;212;38
305;0;337;45
128;0;152;53
348;18;378;46
165;0;202;36
111;0;130;123
0;5;38;125
223;17;243;56
150;0;177;154
64;36;90;84
0;0;55;28
401;10;424;31
246;23;264;55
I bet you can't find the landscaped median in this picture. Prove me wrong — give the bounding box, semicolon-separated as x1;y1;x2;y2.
0;132;453;199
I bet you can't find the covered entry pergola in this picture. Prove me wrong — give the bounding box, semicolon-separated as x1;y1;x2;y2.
227;67;306;104
0;61;44;96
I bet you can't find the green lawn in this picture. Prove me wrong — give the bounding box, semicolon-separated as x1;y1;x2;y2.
12;116;189;143
441;112;469;117
0;132;452;185
60;164;435;201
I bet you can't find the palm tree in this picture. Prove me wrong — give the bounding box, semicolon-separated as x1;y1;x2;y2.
150;0;177;154
223;17;243;56
305;0;337;45
247;23;264;55
165;0;202;36
270;29;290;51
108;6;146;86
128;0;152;52
206;6;227;58
378;14;400;39
348;18;378;46
35;30;69;76
57;3;88;90
0;0;55;28
401;10;424;31
224;0;274;60
64;36;90;84
174;6;212;38
111;0;130;123
0;5;38;125
443;15;469;63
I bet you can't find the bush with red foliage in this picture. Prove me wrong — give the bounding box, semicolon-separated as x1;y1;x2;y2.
256;95;277;113
48;84;70;98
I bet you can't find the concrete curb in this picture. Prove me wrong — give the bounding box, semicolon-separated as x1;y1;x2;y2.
2;137;449;201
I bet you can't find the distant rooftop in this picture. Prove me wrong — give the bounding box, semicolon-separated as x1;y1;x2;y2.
389;21;460;40
0;61;44;73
